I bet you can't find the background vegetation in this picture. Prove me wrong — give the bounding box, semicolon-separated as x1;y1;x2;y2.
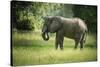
11;1;97;33
11;1;97;66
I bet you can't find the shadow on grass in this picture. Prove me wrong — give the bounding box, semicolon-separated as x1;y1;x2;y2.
12;39;53;48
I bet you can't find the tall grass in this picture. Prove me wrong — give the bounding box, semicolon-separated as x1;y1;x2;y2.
12;31;97;66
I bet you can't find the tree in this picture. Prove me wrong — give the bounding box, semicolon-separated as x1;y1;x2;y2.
11;1;63;31
11;1;35;30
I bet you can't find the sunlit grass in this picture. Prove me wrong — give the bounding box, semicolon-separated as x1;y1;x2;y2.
12;31;97;66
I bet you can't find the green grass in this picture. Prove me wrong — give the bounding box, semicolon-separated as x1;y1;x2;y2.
12;31;97;66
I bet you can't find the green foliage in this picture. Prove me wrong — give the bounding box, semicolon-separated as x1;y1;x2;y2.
11;1;97;32
17;18;34;30
11;1;63;31
11;1;34;30
16;10;35;30
72;5;97;33
60;4;73;17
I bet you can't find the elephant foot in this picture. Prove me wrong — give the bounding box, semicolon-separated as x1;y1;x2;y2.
80;44;83;50
60;47;63;50
74;48;77;50
55;48;58;50
60;48;63;50
55;46;58;50
80;48;83;50
74;46;78;49
80;47;83;50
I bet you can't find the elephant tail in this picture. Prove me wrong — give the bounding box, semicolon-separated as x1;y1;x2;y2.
83;30;88;43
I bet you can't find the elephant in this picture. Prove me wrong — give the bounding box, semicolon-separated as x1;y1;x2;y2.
42;16;87;50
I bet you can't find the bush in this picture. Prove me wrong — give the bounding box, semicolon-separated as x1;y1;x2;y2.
17;17;34;31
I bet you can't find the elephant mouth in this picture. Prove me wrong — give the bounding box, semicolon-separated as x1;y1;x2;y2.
42;32;49;41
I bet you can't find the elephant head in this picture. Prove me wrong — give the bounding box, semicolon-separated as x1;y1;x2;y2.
42;16;62;41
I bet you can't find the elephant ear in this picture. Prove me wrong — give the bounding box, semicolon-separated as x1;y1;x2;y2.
49;18;62;33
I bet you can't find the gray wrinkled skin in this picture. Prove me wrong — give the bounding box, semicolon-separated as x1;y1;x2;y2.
42;16;88;50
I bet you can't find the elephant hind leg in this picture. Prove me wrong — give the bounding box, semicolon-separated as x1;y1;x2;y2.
80;33;85;49
74;39;79;49
80;40;84;49
74;34;83;49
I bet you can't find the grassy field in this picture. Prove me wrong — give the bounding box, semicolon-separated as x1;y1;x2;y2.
12;31;97;66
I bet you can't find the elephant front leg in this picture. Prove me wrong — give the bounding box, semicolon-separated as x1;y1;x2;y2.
55;39;59;50
59;41;63;50
56;30;64;50
55;36;64;50
55;32;59;50
59;36;64;50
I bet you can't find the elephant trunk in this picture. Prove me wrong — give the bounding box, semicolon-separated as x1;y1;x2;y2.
42;32;49;41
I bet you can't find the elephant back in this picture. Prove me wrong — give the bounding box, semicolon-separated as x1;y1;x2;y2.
76;18;88;33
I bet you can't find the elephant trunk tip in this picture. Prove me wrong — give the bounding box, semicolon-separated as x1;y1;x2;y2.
42;32;49;41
